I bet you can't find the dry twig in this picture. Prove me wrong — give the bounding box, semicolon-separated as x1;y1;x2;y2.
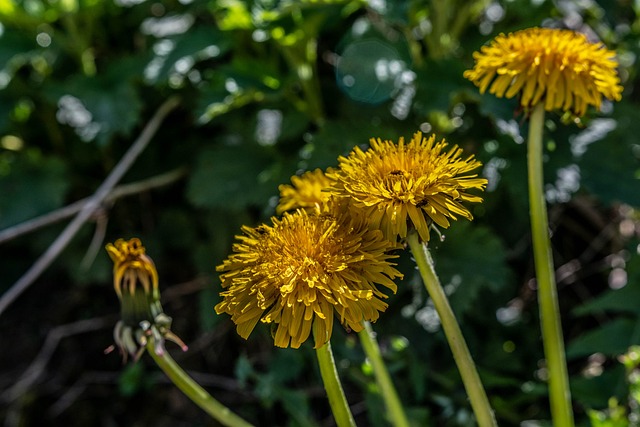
0;97;180;317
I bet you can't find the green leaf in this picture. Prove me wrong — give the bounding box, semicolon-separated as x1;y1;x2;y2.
0;150;69;228
571;365;625;410
234;353;255;387
414;59;469;114
574;253;640;316
186;144;277;210
196;59;282;123
566;318;638;359
335;26;411;105
268;348;305;383
146;25;231;84
278;388;318;427
44;77;142;146
579;103;640;207
0;29;38;75
580;139;640;207
573;282;640;317
430;221;510;316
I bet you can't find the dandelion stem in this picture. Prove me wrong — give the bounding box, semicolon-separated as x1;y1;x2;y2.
527;102;575;427
146;341;254;427
315;340;356;427
358;322;410;427
407;231;496;427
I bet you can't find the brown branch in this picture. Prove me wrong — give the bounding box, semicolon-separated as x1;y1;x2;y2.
0;97;181;317
0;167;187;245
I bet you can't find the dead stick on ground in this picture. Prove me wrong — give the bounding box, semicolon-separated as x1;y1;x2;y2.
0;97;180;317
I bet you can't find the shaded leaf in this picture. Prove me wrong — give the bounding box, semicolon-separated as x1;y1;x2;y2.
0;150;69;228
414;59;469;114
573;281;640;317
187;144;277;210
579;103;640;207
431;221;510;316
146;25;231;84
45;72;143;146
574;255;640;317
570;365;625;409
0;29;38;75
567;318;638;359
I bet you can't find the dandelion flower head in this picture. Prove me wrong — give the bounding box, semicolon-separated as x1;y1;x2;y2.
464;27;623;117
106;237;159;301
215;209;402;349
276;168;334;214
328;132;487;242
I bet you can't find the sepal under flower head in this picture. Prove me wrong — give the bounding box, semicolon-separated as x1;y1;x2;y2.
328;132;487;242
464;27;623;117
106;238;187;362
215;209;402;349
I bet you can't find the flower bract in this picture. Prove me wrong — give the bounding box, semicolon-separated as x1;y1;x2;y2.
215;209;402;349
327;132;487;242
464;27;623;117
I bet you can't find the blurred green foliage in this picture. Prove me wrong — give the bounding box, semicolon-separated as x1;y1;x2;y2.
1;0;639;426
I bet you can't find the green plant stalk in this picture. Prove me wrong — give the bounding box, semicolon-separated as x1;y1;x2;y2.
526;102;575;427
315;340;357;427
278;40;325;126
407;231;496;427
146;341;254;427
358;322;410;427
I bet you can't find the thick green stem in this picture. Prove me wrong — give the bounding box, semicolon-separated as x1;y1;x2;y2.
358;322;410;427
407;231;496;427
146;342;254;427
315;341;356;427
527;102;575;427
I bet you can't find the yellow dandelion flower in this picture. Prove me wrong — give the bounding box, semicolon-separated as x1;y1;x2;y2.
106;238;187;361
106;238;159;304
276;168;335;214
464;27;623;117
328;131;487;242
215;209;402;349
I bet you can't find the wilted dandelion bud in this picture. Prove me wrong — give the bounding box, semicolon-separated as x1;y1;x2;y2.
105;238;187;361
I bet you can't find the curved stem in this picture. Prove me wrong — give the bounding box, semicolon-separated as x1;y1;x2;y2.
146;341;254;427
527;102;575;427
315;341;356;427
358;322;410;427
406;231;496;427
